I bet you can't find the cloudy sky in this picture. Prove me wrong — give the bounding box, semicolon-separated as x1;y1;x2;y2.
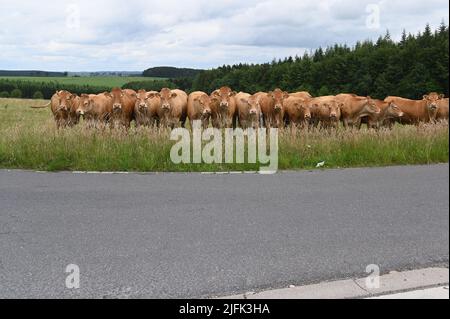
0;0;448;71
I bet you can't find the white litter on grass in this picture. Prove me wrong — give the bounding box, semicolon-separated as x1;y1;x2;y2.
316;161;326;168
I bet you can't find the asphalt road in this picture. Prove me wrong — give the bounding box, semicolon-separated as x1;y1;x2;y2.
0;165;448;298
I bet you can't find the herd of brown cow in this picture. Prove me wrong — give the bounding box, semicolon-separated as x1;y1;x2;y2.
33;87;449;130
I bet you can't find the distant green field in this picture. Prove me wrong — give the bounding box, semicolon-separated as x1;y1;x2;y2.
0;76;164;88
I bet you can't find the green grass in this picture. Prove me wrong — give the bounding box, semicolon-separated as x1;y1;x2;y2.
0;98;448;172
0;76;164;88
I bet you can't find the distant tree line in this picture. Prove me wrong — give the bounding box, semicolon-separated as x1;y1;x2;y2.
0;79;111;99
0;70;67;77
142;66;203;78
191;23;449;99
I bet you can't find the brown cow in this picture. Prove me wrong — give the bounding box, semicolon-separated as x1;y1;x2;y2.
210;86;237;128
436;97;449;122
235;92;262;129
284;96;311;128
76;93;113;127
187;91;213;129
105;88;136;128
68;94;81;127
31;90;79;129
359;99;404;129
308;96;341;129
290;91;313;99
134;90;160;128
157;88;188;128
335;94;380;128
259;88;289;128
384;93;444;124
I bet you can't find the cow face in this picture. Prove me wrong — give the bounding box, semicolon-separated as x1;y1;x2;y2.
55;90;74;112
296;101;311;121
424;93;444;117
107;88;126;112
268;89;289;112
135;90;151;112
211;87;236;110
364;98;381;115
326;101;340;120
76;94;93;116
158;88;177;111
245;95;260;118
195;94;212;119
386;102;404;119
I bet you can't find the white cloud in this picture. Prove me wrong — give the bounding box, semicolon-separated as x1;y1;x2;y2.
0;0;448;71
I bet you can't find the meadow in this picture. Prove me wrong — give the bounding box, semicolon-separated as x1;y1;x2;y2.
0;98;448;172
0;76;163;88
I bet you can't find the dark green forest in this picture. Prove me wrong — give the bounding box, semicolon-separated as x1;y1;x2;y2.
142;66;203;78
191;23;449;99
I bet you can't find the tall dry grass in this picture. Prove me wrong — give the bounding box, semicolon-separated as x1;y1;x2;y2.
0;98;448;171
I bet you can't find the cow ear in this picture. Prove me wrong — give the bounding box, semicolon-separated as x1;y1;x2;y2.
283;92;290;99
240;98;248;104
439;94;445;99
55;90;60;96
105;92;112;98
229;91;237;97
212;91;220;97
147;93;156;99
171;92;178;98
423;95;429;100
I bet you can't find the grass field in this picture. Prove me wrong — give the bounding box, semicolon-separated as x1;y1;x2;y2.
0;98;448;172
0;76;164;88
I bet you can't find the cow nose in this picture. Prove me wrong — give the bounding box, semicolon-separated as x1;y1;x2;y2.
250;109;257;115
203;109;211;115
77;109;84;116
113;104;122;110
305;115;311;120
399;112;404;117
274;104;282;111
162;104;170;110
330;114;337;119
140;104;147;109
220;102;228;108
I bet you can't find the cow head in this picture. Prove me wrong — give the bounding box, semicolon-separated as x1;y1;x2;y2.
195;94;212;119
242;95;260;119
325;101;340;121
135;90;152;112
158;88;177;112
76;94;93;116
424;92;444;118
55;90;75;112
211;87;236;111
364;97;381;115
105;87;127;113
268;89;289;112
385;102;404;119
295;100;311;121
